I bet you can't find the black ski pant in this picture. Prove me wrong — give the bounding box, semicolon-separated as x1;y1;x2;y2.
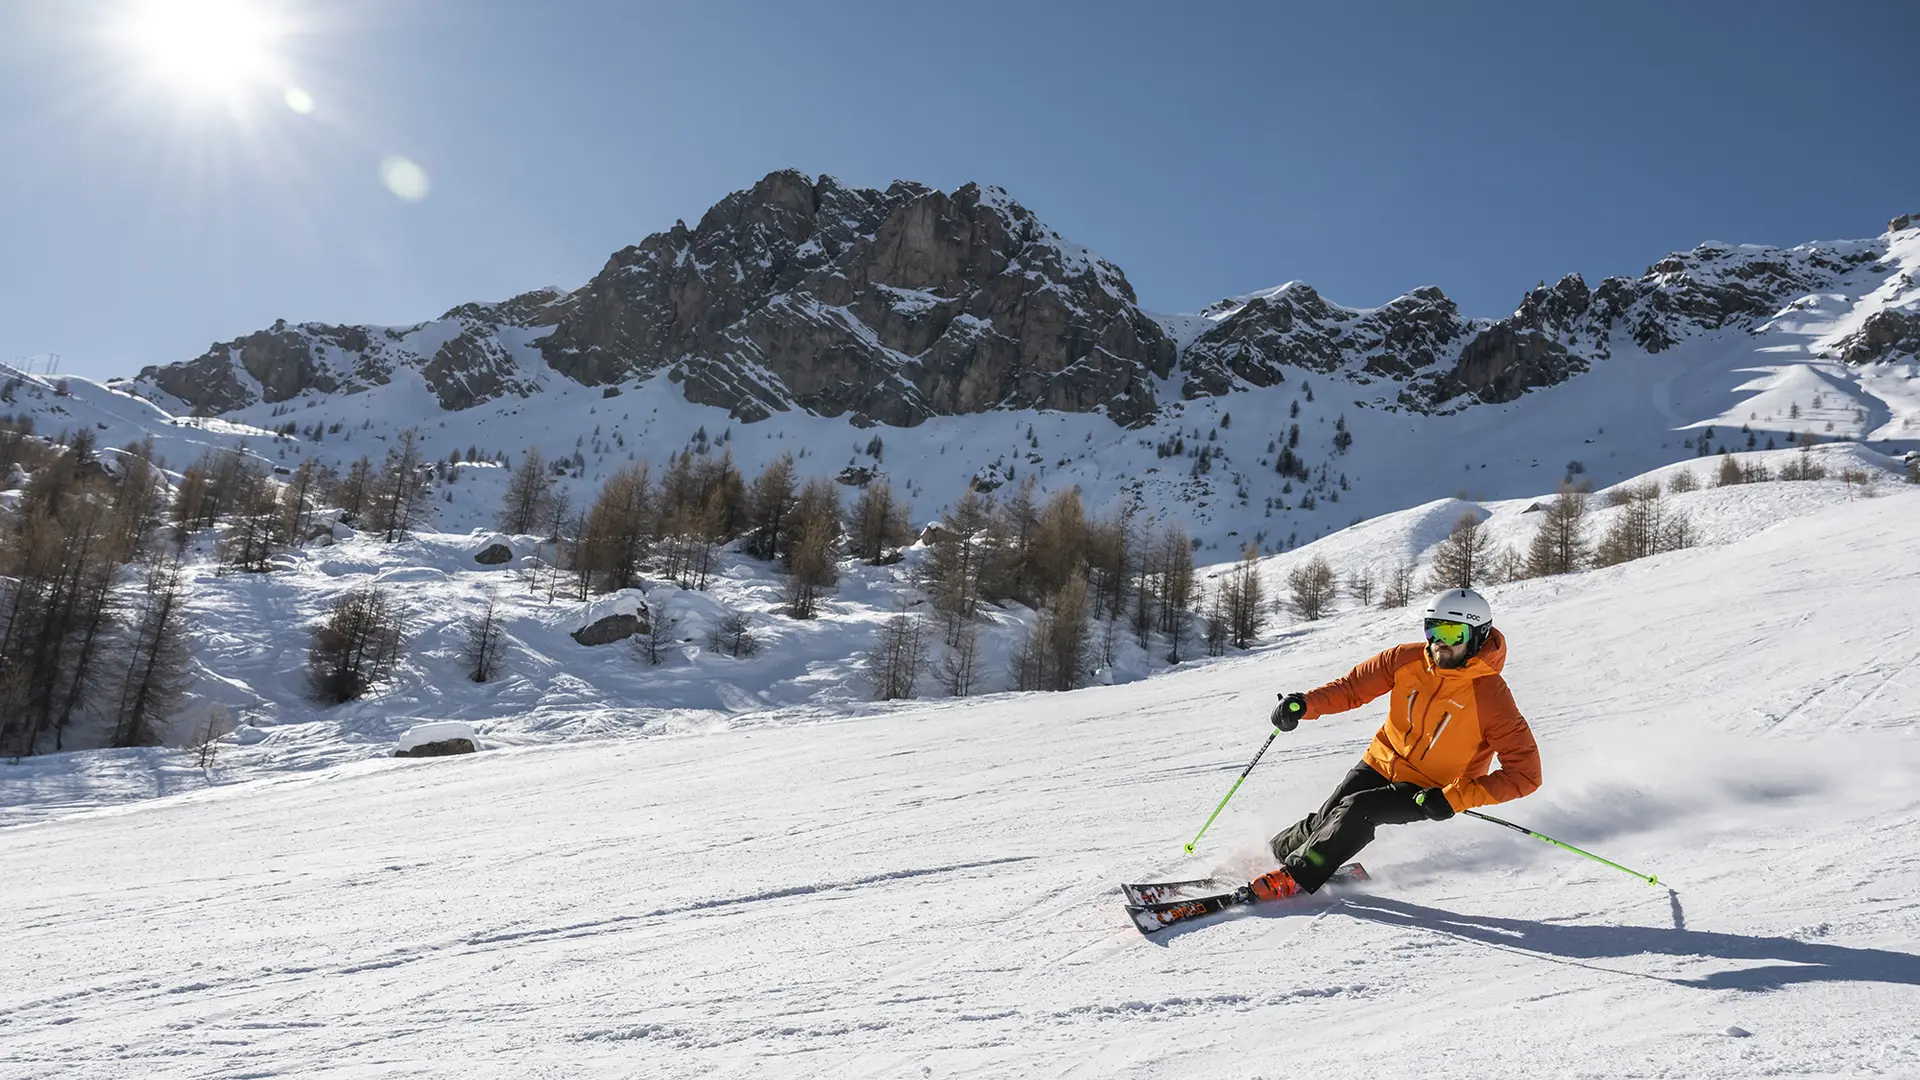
1268;761;1426;893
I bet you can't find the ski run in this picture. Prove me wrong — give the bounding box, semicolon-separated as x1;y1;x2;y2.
4;457;1919;1078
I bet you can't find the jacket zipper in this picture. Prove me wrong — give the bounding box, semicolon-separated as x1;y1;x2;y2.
1403;691;1420;756
1421;714;1452;759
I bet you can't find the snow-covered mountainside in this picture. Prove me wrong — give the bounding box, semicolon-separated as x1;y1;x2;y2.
98;187;1920;557
4;464;1918;1077
2;428;1912;809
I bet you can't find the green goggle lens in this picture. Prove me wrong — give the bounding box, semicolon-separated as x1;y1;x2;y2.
1425;620;1472;647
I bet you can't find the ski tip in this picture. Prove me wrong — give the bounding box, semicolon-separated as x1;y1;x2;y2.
1124;905;1170;935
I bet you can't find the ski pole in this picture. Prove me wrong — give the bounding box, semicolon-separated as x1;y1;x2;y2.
1461;807;1659;886
1183;729;1278;854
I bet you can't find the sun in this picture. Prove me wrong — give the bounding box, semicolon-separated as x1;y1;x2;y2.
117;0;282;97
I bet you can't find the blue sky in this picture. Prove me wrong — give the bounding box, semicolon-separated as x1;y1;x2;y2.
4;0;1917;382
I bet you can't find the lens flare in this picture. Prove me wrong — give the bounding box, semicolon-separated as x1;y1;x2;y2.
379;156;430;201
283;86;314;114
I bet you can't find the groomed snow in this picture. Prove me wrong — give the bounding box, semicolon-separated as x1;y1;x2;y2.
3;480;1918;1077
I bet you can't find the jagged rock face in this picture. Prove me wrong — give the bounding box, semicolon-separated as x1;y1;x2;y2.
1176;236;1887;410
539;171;1175;425
138;295;564;415
132;170;1901;423
1511;275;1595;339
138;172;1174;427
1836;309;1920;364
1180;285;1471;396
1595;241;1881;354
1178;280;1583;408
1430;325;1582;405
143;324;352;413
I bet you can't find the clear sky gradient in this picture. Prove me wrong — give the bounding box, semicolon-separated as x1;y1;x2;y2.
5;0;1917;381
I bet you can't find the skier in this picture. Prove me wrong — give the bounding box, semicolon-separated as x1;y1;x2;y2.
1249;587;1541;901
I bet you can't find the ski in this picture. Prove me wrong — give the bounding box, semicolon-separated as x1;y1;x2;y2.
1120;877;1219;907
1127;890;1246;933
1123;863;1369;935
1122;862;1367;907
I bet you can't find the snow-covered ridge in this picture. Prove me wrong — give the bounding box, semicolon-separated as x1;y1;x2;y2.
134;170;1176;428
127;171;1920;436
83;185;1919;583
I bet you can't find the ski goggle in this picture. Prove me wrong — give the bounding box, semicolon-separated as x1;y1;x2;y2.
1424;619;1473;647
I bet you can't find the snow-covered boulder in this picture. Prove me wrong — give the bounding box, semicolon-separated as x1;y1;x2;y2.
473;542;514;566
394;721;480;758
570;590;648;646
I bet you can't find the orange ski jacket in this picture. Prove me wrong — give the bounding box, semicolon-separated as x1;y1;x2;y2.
1301;629;1541;812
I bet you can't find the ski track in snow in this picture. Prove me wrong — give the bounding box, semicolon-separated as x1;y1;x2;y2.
5;492;1920;1076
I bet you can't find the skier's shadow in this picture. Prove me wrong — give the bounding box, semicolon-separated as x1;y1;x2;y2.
1333;895;1920;992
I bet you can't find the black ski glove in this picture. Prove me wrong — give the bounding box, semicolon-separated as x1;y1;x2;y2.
1271;692;1307;731
1413;787;1456;821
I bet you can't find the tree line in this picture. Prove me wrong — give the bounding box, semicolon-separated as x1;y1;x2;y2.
866;478;1264;701
0;421;188;756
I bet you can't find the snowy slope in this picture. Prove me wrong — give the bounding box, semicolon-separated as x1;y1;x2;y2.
44;222;1910;561
3;480;1919;1077
2;437;1909;818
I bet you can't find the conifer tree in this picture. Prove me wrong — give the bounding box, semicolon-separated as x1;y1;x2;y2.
578;463;654;593
1224;546;1266;648
846;479;914;564
305;586;404;705
783;478;841;619
1154;523;1197;661
332;455;375;524
744;455;798;560
1595;482;1695;566
926;488;993;644
365;430;431;542
463;592;506;683
1525;484;1590;578
1287;555;1338;620
1425;512;1493;591
111;556;190;747
498;447;554;535
866;610;927;700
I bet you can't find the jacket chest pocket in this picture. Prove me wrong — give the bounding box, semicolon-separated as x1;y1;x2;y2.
1396;687;1427;753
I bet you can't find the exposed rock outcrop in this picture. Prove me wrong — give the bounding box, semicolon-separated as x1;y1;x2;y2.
572;612;644;646
394;738;478;758
1174;237;1886;410
1835;309;1920;364
130;171;1905;422
139;173;1174;427
539;172;1175;426
473;543;514;566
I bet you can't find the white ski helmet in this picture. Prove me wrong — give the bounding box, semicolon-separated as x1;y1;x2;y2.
1424;588;1493;652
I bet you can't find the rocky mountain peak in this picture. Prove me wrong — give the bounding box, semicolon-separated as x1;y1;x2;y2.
130;174;1915;429
545;169;1176;425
